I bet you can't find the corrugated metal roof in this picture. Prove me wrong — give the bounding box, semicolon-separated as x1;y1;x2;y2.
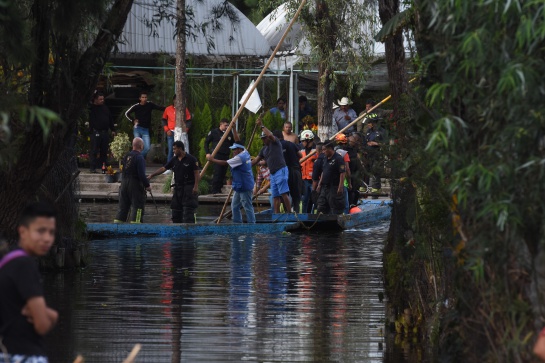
117;0;271;57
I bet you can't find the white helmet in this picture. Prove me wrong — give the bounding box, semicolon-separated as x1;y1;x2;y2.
300;130;315;141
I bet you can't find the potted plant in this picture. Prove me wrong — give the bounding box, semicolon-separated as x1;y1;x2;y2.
105;165;120;183
109;132;131;169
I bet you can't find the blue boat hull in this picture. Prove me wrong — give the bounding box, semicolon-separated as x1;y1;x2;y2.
255;200;391;230
87;222;300;237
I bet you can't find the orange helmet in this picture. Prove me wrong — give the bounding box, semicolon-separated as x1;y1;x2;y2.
335;134;348;144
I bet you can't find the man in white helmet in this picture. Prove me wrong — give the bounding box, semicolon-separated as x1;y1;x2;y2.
300;130;318;213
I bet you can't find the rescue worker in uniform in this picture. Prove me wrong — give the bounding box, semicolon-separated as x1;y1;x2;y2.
316;141;347;215
114;137;151;223
300;130;318;213
205;119;235;194
148;141;200;223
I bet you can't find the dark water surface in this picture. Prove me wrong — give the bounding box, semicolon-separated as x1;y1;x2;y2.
42;203;408;362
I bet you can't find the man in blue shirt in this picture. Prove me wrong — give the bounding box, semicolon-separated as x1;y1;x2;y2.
207;143;256;223
333;97;357;134
269;97;287;120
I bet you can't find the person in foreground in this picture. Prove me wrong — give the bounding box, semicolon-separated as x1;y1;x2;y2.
114;137;151;223
148;141;200;223
207;143;256;223
0;202;58;363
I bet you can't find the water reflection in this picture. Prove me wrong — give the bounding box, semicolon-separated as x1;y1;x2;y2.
44;225;390;362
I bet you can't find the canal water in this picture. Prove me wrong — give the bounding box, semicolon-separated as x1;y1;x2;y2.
41;203;416;362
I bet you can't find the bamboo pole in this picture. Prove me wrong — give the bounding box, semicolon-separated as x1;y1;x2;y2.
200;0;309;177
216;188;234;224
122;344;141;363
298;78;417;164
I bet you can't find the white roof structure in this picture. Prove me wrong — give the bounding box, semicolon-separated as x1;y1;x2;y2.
256;3;411;70
117;0;271;57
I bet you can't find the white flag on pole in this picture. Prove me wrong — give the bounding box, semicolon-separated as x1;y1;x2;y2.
239;80;262;114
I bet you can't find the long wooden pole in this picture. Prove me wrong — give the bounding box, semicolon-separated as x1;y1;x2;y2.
298;78;417;164
216;188;234;224
200;0;309;177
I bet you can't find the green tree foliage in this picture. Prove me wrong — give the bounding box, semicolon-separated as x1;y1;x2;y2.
260;0;377;140
0;0;134;241
190;103;212;158
380;0;545;360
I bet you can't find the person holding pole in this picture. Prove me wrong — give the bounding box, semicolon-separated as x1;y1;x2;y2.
251;118;292;213
333;97;357;134
148;141;200;223
207;143;256;224
316;140;347;214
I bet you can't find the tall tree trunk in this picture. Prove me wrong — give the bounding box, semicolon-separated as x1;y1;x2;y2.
0;0;134;242
316;64;334;141
377;0;411;247
175;0;189;150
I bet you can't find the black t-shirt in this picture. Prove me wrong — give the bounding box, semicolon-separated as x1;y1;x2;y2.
0;255;46;356
312;153;325;181
165;153;199;186
321;152;346;186
204;128;235;156
280;140;301;168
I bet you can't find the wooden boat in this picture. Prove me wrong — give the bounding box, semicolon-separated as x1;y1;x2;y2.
86;221;300;238
255;199;391;231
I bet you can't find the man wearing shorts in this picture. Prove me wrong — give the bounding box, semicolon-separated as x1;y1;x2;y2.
251;118;292;213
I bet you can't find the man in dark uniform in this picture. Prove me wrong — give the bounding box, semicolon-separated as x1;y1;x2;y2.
124;91;166;158
149;141;200;223
316;141;346;214
89;92;115;173
205;118;235;194
114;137;151;223
344;133;364;206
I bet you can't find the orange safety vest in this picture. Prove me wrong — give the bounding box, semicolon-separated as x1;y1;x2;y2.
301;149;318;180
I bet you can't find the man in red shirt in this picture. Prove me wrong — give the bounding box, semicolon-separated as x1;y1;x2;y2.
162;94;191;166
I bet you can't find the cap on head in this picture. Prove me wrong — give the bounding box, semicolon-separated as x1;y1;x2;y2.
229;143;245;150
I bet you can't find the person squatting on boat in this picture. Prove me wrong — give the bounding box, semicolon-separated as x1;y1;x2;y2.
205;118;236;194
316;140;347;214
114;137;151;223
207;143;256;224
148;141;200;223
251;118;292;213
0;202;58;363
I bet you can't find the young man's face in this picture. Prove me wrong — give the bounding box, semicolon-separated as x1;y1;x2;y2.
277;99;285;111
94;96;105;106
219;122;229;131
18;217;56;257
173;145;184;157
139;94;148;104
324;147;335;158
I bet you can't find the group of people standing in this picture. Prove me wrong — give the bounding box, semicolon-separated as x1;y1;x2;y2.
93;90;385;225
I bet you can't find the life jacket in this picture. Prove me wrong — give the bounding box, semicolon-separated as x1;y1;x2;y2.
301;149;317;180
231;150;255;192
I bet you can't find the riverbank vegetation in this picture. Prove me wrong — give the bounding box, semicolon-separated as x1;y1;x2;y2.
380;0;545;360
